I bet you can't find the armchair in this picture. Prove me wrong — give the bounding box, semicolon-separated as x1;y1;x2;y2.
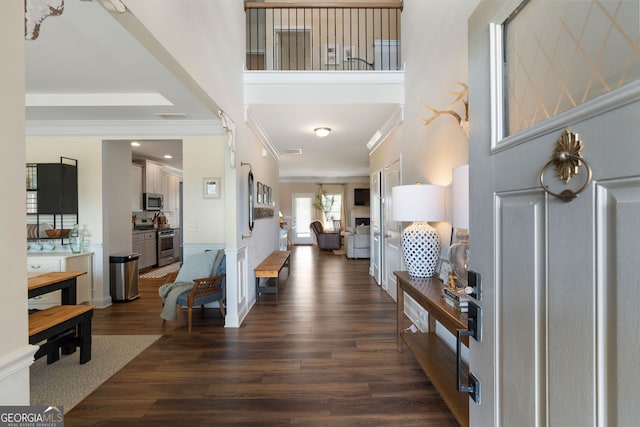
159;249;226;332
310;220;341;250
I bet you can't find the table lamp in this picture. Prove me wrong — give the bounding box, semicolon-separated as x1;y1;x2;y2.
449;164;469;288
392;184;445;277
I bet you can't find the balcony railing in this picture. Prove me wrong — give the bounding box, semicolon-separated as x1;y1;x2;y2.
245;2;402;71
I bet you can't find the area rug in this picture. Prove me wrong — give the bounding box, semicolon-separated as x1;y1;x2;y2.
30;334;160;410
140;262;181;278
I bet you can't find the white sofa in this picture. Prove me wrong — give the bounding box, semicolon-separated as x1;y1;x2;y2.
345;225;370;259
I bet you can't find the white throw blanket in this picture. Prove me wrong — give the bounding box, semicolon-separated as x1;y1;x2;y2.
159;281;194;321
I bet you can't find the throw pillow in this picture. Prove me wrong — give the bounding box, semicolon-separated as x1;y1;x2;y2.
175;250;217;283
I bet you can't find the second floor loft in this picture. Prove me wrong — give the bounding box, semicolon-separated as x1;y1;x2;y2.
245;1;403;71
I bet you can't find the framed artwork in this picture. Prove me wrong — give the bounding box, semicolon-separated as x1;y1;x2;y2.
203;177;221;199
267;186;272;204
257;182;263;204
437;258;451;283
324;44;340;65
263;185;269;205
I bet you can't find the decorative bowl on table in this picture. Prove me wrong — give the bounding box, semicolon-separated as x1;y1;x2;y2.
45;228;71;239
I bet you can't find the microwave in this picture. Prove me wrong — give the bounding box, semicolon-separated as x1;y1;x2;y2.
143;193;164;211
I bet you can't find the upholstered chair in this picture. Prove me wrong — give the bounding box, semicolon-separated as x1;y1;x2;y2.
309;220;341;250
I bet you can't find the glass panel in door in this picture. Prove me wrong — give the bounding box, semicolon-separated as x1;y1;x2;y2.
292;193;314;245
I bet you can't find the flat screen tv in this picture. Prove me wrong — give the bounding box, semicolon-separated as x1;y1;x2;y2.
354;188;370;206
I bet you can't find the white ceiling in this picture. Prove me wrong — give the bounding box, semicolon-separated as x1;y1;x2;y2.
24;0;398;180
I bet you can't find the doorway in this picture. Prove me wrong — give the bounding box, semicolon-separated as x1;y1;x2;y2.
291;193;314;245
274;29;312;70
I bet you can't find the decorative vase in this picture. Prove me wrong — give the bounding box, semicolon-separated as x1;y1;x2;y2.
449;228;469;288
69;224;83;254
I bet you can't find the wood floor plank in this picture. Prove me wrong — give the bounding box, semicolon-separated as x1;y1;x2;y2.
64;245;459;426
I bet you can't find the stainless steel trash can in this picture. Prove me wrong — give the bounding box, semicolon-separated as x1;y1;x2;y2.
109;253;140;301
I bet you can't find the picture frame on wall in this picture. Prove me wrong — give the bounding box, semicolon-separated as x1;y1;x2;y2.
257;182;263;204
203;177;221;199
324;44;340;65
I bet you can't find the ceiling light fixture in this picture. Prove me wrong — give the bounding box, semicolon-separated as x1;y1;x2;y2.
164;155;173;159
131;142;140;147
314;127;331;138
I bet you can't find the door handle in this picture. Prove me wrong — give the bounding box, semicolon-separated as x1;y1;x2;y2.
456;300;482;404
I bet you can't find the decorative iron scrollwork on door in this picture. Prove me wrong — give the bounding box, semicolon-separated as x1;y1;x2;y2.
539;129;593;202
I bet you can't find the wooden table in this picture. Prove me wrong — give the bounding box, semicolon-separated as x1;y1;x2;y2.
28;271;87;305
395;271;469;427
254;250;291;302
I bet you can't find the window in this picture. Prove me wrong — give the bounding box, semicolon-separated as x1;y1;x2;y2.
503;0;640;135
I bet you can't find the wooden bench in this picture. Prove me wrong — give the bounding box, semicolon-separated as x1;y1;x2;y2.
254;250;291;302
28;304;95;364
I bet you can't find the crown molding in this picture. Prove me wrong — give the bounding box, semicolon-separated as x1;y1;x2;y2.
25;119;223;136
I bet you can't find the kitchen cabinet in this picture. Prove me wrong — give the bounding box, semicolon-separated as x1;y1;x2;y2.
173;229;181;263
131;163;143;211
162;171;181;211
27;252;93;309
133;231;157;270
134;159;163;195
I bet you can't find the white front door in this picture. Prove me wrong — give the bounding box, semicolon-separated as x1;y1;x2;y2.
370;170;382;284
291;193;314;245
469;1;640;426
382;159;402;300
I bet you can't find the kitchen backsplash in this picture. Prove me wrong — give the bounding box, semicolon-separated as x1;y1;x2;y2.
132;210;179;229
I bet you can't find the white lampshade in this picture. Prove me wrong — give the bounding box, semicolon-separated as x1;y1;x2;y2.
392;184;445;278
451;164;469;229
392;184;445;222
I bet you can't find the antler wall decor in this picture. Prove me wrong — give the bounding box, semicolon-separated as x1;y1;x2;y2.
420;82;469;137
25;0;64;40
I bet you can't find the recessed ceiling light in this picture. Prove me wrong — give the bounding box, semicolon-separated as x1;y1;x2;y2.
314;127;331;137
131;141;140;147
164;155;173;159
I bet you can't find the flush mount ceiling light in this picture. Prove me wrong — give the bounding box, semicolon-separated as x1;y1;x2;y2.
131;141;140;147
314;127;331;138
164;155;173;159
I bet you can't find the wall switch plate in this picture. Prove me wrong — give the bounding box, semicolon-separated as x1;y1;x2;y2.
468;270;481;300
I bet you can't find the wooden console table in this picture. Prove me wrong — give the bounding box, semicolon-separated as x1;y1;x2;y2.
395;271;469;427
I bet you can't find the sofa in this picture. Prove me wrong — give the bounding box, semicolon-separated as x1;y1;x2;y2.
345;224;370;259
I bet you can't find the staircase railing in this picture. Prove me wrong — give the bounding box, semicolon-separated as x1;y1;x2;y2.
245;2;403;71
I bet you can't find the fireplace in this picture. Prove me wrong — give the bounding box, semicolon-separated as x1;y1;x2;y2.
355;217;370;226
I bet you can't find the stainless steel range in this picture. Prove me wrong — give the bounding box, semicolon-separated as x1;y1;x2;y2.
157;228;176;267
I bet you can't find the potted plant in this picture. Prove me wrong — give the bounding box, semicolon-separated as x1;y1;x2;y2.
313;190;336;223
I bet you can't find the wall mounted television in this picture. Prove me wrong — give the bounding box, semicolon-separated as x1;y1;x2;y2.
354;188;370;206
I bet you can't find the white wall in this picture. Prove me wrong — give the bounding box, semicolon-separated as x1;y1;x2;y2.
182;135;226;247
0;1;35;405
101;141;134;306
370;0;479;257
26;137;104;243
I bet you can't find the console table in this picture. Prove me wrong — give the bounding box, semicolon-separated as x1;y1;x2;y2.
395;271;469;427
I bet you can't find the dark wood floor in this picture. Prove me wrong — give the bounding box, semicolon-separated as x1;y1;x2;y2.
65;245;459;426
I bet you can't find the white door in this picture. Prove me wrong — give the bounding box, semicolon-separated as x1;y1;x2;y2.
469;2;640;426
370;170;382;285
382;159;402;300
292;193;314;245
